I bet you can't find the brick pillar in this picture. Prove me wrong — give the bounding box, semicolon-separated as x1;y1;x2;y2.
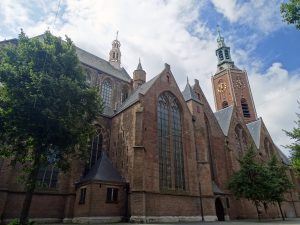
130;106;146;222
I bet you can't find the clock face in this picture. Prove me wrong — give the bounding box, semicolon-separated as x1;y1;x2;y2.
217;82;227;93
235;78;245;89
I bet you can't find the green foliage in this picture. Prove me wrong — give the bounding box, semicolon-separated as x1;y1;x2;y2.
265;155;294;203
8;219;35;225
284;102;300;175
228;145;293;219
228;145;270;204
0;30;103;224
0;30;102;171
281;0;300;29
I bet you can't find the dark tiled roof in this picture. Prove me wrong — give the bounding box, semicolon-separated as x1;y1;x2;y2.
214;105;234;136
246;118;262;149
182;83;201;103
34;33;131;83
276;147;291;165
115;75;160;115
75;47;131;82
80;151;125;184
212;181;225;194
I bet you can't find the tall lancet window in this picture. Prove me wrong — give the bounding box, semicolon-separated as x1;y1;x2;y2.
241;98;250;118
157;92;185;191
89;129;103;168
101;79;112;107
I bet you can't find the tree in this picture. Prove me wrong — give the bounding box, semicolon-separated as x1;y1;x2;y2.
228;145;270;220
281;0;300;29
0;30;102;225
284;102;300;175
265;155;294;220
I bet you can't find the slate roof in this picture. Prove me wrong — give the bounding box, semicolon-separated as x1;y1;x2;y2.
214;105;234;136
115;74;160;114
34;33;131;83
212;181;225;194
182;83;201;103
277;147;291;165
75;47;131;83
246;118;262;149
80;151;125;184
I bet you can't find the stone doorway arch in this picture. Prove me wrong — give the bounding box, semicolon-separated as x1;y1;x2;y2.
215;197;225;221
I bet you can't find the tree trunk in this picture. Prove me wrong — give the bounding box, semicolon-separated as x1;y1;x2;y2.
278;201;285;221
19;149;42;225
254;201;261;221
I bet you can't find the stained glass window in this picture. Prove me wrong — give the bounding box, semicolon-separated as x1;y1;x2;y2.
89;130;103;168
157;92;185;190
101;79;112;107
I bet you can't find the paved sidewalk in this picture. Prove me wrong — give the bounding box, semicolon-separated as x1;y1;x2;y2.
114;218;300;225
44;218;300;225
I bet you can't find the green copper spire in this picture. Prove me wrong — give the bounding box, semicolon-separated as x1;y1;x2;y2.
215;26;234;70
217;25;225;48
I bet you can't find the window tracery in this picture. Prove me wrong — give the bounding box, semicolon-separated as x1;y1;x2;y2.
157;92;185;190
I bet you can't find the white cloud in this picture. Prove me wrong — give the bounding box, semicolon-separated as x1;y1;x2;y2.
249;63;300;156
1;0;299;157
211;0;284;34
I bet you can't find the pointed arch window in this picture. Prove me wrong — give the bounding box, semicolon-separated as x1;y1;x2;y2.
264;138;274;157
101;79;112;107
157;92;185;191
241;98;250;118
89;129;103;168
235;124;247;156
222;101;228;108
205;114;216;181
121;86;128;104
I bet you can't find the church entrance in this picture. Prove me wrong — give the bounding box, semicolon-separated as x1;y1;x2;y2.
215;198;225;221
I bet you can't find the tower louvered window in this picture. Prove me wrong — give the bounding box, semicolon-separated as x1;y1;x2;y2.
101;79;112;107
241;98;250;118
157;92;185;191
225;49;230;59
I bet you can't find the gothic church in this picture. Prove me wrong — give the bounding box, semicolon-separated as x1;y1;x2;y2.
0;32;299;223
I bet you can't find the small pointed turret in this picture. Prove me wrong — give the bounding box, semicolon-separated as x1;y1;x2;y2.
109;31;122;69
133;58;146;89
137;57;143;70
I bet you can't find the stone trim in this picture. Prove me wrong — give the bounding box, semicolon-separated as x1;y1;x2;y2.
72;217;122;223
3;218;62;224
130;215;218;223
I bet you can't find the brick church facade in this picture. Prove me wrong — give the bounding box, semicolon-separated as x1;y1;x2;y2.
0;32;300;223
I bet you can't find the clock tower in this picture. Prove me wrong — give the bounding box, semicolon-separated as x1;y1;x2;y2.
212;28;257;123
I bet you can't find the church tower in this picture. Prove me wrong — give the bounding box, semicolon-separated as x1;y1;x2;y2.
109;32;121;69
212;28;257;123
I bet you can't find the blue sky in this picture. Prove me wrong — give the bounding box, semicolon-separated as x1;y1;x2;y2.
0;0;299;156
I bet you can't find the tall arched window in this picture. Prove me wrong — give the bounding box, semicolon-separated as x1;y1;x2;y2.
264;138;274;157
205;114;216;181
157;92;185;190
101;79;112;107
121;86;128;104
222;101;228;108
235;124;247;156
241;98;250;118
89;129;103;168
